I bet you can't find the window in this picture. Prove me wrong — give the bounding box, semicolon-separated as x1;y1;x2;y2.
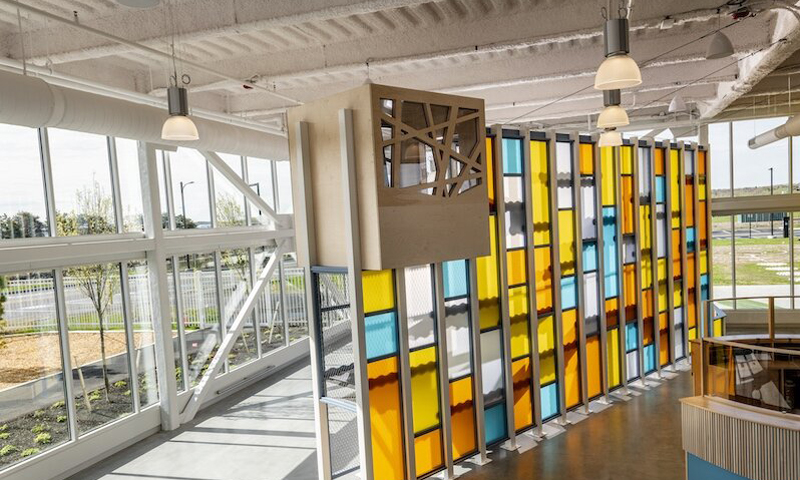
0;124;50;239
214;154;246;228
127;260;159;407
711;215;732;305
220;248;257;367
732;212;790;308
178;252;220;386
49;129;116;236
169;148;211;229
709;122;731;198
246;157;277;227
115;138;145;233
732;118;789;197
255;245;285;353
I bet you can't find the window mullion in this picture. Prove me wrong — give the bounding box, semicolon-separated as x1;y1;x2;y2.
38;127;58;237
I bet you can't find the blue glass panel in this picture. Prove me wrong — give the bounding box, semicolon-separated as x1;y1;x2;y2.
602;207;619;298
655;176;666;203
686;227;696;252
644;344;656;373
443;259;468;299
502;138;523;174
687;454;750;480
700;274;709;301
365;312;398;360
561;276;577;310
583;241;598;272
484;403;507;445
625;322;638;352
541;383;559;420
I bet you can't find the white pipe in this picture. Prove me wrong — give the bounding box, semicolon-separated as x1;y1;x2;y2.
0;69;289;160
748;115;800;149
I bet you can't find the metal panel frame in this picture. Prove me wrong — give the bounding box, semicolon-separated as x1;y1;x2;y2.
613;144;629;393
592;136;610;403
629;140;646;384
570;133;589;413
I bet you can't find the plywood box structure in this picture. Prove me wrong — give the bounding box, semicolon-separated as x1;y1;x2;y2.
288;83;489;270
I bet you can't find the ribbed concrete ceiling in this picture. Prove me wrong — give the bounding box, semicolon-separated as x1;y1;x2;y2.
1;0;800;134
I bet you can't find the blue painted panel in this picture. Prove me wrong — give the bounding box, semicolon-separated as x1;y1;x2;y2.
541;383;559;420
625;322;638;352
602;207;619;298
644;344;656;373
687;454;751;480
655;177;666;203
365;312;398;360
502;138;523;174
700;274;709;301
484;403;507;445
687;227;696;252
561;276;577;310
443;259;468;299
583;242;598;272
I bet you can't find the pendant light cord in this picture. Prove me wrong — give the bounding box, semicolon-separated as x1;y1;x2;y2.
16;7;26;76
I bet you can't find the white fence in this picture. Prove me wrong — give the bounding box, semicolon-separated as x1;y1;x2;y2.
2;268;307;333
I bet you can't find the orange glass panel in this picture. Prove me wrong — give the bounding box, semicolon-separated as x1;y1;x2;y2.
486;137;495;208
623;264;636;308
698;150;707;176
586;335;602;399
564;343;581;408
415;429;443;477
687;290;697;329
642;289;654;321
621;176;635;234
507;249;527;286
512;357;533;431
659;328;670;366
562;308;578;345
450;377;476;460
368;357;405;480
687;253;697;289
534;247;553;313
643;317;655;345
654;148;665;175
606;297;619;328
684;183;695;227
579;143;594;175
698;203;708;243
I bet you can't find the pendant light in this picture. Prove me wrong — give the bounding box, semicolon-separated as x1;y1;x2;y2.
668;94;687;113
597;89;629;128
595;10;642;90
598;128;623;147
706;11;734;60
162;20;198;141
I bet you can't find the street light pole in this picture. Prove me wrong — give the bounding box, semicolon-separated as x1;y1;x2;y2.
179;180;195;229
769;167;774;236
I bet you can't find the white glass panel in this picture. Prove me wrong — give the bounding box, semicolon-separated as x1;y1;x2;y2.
405;265;436;349
656;204;667;258
583;271;599;320
504;177;525;249
581;183;596;238
445;297;471;379
556;142;573;209
626;351;639;380
480;329;504;404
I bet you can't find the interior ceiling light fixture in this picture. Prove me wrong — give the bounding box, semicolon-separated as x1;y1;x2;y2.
595;9;642;91
597;89;629;128
668;94;687;113
116;0;160;8
598;128;623;147
162;84;199;141
706;9;734;59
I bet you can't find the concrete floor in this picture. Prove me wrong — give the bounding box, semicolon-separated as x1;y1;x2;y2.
70;360;692;480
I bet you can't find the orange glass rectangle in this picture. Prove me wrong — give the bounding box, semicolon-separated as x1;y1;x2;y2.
684;182;695;227
642;288;654;321
687;290;697;329
698;203;708;243
659;327;670;366
564;343;581;409
654;148;665;175
535;246;553;313
512;357;533;431
606;297;619;328
368;357;405;480
507;249;527;286
687;253;696;289
586;335;602;399
621;176;635;234
623;264;636;308
643;317;655;344
698;150;707;176
415;429;443;477
579;143;594;175
562;308;578;345
450;377;476;460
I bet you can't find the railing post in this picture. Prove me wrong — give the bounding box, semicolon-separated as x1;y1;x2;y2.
768;296;775;347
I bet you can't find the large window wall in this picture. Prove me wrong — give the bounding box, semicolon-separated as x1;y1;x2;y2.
0;124;305;474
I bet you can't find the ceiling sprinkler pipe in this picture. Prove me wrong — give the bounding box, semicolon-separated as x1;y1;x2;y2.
748;115;800;149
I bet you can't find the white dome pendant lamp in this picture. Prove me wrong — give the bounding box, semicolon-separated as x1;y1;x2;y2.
598;128;623;148
595;12;642;90
597;89;629;128
706;10;734;60
162;39;199;142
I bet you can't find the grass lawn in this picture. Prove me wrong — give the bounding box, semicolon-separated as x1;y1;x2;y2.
712;237;792;286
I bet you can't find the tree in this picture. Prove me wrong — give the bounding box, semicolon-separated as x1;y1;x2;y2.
57;182;118;398
0;211;48;239
162;213;197;230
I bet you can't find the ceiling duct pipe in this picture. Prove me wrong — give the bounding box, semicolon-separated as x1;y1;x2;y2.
0;69;288;160
748;115;800;149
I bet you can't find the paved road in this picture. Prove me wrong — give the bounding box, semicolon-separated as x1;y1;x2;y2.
712;226;800;240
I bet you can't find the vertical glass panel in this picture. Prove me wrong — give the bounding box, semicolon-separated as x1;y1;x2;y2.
504;176;525;249
410;347;440;433
579;143;594;175
446;298;471;379
586;335;602;398
564;338;581;408
442;260;468;299
530;140;551;246
733;117;789;196
538;315;556;384
561;276;577;310
506;249;527;286
0;124;49;239
362;270;395;314
623;235;636;264
540;383;559;420
115;138;145;233
638;146;652;200
220;249;257;368
656;204;668;258
169;148;211;229
558;210;576;276
583;242;598;272
602;207;619;297
621;176;634;234
405;265;435;350
486;138;495;209
179;252;220;386
584;271;599;320
213;154;247;227
626;350;639;381
607;327;621;388
368;357;405;480
655;176;666;203
165;257;184;391
600;147;616;206
246;157;277;226
63;263;133;434
556;142;573;209
477;216;501;330
127;261;159;407
512;357;533;430
450;377;476;459
480;329;504;405
709;122;731;198
365;312;398;360
0;271;68;468
534;247;553;314
508;286;530;359
484;403;507;445
606;298;619;329
414;429;443;477
50;129;116;236
733;212;790;303
502;138;523;175
581;181;597;239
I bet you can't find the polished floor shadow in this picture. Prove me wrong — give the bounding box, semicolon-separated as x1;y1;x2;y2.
461;371;693;480
69;360;320;480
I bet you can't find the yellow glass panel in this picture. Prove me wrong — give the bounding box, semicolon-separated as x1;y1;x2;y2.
657;258;667;281
477;216;500;329
564;344;581;408
700;250;708;275
507;249;527;286
658;280;668;312
620;145;634;174
538;315;556;384
607;328;621;388
509;286;530;358
562;308;578;345
534;247;553;313
415;429;443;477
512;357;533;431
601;146;616;206
586;335;602;398
486;137;495;207
659;326;670;366
410;347;440;433
641;253;653;289
368;357;405;480
558;210;576;276
363;270;395;314
688;327;697;341
670;149;681;226
639;205;651;250
530;140;551;246
674;280;683;307
579;143;594;175
621;176;634;234
450;377;476;460
713;319;723;337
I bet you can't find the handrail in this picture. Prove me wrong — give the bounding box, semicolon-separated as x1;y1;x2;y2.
702;337;800;356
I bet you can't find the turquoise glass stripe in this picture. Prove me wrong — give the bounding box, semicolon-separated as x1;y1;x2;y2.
502;138;523;174
655;177;666;203
700;274;709;301
602;207;619;298
365;312;398;360
644;344;656;373
561;276;577;310
443;259;468;299
625;322;638;352
541;383;559;420
687;227;696;252
484;403;507;445
583;241;598;272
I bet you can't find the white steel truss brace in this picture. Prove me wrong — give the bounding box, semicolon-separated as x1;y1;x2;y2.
202;151;292;229
180;238;291;422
